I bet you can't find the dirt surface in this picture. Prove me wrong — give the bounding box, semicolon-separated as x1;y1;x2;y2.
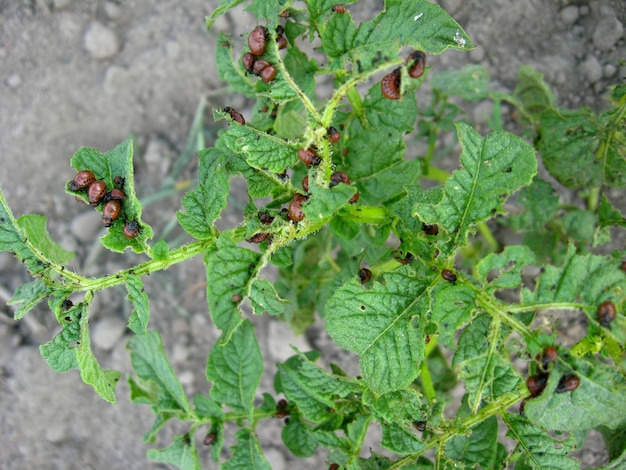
0;0;624;468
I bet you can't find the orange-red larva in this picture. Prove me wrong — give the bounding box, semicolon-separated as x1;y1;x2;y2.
381;68;401;100
248;26;268;56
407;50;426;79
69;170;95;191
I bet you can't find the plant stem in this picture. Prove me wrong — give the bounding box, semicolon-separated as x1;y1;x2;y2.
389;390;525;469
69;239;214;292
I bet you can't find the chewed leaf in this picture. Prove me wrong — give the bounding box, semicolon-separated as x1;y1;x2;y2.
538;107;626;189
249;279;289;316
509;178;559;232
452;315;522;411
178;148;230;240
17;215;74;265
522;245;626;308
325;266;430;393
223;429;271;470
503;413;580;470
476;245;536;292
40;301;85;372
147;434;201;470
326;0;473;73
221;120;298;173
277;352;360;423
414;123;537;251
206;320;263;417
343;122;419;205
431;284;477;349
68;139;153;254
513;65;557;121
524;356;626;431
9;280;54;320
128;330;191;413
205;239;260;342
216;32;256;98
431;65;490;101
126;275;150;335
76;307;121;403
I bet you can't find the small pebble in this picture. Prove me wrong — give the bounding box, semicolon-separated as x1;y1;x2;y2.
604;63;617;79
84;22;120;59
560;6;579;26
579;5;589;16
104;1;122;20
592;17;624;51
92;316;126;351
53;0;72;8
579;55;603;83
70;210;102;244
7;73;21;88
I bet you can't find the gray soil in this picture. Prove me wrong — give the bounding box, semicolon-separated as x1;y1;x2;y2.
0;0;624;469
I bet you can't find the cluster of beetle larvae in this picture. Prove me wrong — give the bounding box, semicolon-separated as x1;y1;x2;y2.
67;170;140;239
520;299;618;415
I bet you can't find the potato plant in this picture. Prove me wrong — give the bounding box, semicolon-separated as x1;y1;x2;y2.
1;1;625;468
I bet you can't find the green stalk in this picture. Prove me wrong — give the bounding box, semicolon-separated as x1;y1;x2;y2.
389;390;526;469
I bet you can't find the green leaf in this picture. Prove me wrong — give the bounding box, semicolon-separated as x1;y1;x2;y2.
0;188;56;276
216;32;257;97
221;119;298;173
414;123;537;250
40;302;83;372
524;356;626;431
282;419;319;457
452;315;522;411
307;0;360;34
431;284;477;349
380;422;426;455
476;245;536;292
513;65;557;121
303;178;357;222
503;413;580;470
16;214;74;265
561;209;596;242
325;267;429;393
206;1;247;29
151;240;170;260
128;330;191;414
206;320;263;417
431;65;490;101
343;123;419;205
147;434;200;470
509;178;560;232
362;389;425;424
361;80;419;133
594;194;626;246
193;393;225;420
76;310;121;403
244;0;282;20
445;403;498;469
537;107;626;188
522;245;626;308
277;352;359;423
205;240;260;340
249;279;289;316
326;0;474;72
9;280;53;320
177;148;229;240
223;428;271;470
69;139;153;253
125;275;150;334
